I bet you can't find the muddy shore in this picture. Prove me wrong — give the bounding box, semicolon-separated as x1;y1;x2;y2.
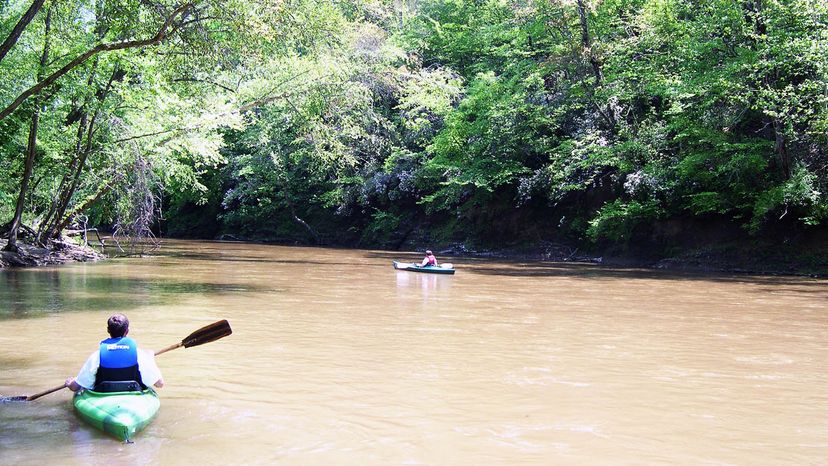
0;240;103;268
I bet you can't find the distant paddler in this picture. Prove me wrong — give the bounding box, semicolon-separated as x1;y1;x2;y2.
419;250;438;267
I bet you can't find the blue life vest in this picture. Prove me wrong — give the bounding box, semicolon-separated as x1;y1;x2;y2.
94;337;145;390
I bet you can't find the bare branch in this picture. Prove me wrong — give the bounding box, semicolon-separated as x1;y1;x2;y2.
173;77;237;93
113;128;177;144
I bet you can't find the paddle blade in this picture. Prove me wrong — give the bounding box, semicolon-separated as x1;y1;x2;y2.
1;395;28;403
181;319;232;348
441;263;453;269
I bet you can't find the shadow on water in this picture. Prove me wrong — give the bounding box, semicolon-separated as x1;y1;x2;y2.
0;270;264;320
163;255;387;267
365;251;827;287
156;249;388;267
152;240;826;286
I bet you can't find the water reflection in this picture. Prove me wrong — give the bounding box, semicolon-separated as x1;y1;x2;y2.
395;270;452;293
0;266;257;319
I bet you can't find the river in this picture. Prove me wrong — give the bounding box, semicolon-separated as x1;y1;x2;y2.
1;240;826;465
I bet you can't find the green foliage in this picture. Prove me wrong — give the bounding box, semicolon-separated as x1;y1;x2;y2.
751;165;827;232
361;209;401;245
3;0;826;256
160;0;828;248
587;199;663;243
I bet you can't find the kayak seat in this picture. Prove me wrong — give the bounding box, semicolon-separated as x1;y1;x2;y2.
93;380;143;393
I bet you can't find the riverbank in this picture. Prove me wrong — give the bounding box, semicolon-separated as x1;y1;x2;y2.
430;240;828;278
2;233;825;278
0;240;103;268
214;233;828;278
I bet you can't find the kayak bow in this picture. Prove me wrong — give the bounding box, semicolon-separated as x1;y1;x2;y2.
73;388;160;442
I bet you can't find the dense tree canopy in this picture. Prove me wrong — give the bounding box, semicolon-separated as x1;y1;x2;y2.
2;0;826;260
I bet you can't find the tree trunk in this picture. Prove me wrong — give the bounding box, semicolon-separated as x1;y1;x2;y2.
38;65;119;243
281;177;321;244
54;175;123;234
576;0;615;130
0;0;46;64
577;0;602;85
37;67;96;244
273;149;322;244
773;117;791;180
742;0;766;37
288;203;321;244
37;117;88;243
38;59;105;242
5;7;51;253
4;111;40;252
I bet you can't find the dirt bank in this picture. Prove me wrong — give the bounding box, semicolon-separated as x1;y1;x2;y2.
2;233;824;279
0;240;103;268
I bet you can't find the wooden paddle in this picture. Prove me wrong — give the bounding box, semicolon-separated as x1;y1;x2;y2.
1;319;232;402
155;319;232;355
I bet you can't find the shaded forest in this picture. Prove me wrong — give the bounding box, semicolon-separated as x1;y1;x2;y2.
2;0;826;270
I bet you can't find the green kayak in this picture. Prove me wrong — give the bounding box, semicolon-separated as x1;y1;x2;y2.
73;388;160;442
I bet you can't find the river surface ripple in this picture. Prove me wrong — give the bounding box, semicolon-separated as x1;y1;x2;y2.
1;240;827;465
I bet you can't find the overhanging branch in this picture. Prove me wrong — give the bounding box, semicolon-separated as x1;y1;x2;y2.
0;0;46;64
0;2;195;122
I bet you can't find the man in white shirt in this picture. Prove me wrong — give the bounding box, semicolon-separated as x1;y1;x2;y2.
66;314;164;392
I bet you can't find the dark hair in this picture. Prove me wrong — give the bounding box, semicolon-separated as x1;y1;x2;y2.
107;314;129;338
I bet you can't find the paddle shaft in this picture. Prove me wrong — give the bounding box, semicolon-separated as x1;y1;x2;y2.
23;344;185;401
8;320;232;402
154;342;183;356
26;383;69;401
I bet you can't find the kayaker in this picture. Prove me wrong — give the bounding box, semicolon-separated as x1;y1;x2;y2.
65;314;165;392
420;250;438;267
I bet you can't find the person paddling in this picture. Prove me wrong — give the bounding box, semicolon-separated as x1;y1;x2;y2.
66;314;164;393
420;250;438;267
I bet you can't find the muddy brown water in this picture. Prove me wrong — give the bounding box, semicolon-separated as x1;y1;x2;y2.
1;240;826;465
